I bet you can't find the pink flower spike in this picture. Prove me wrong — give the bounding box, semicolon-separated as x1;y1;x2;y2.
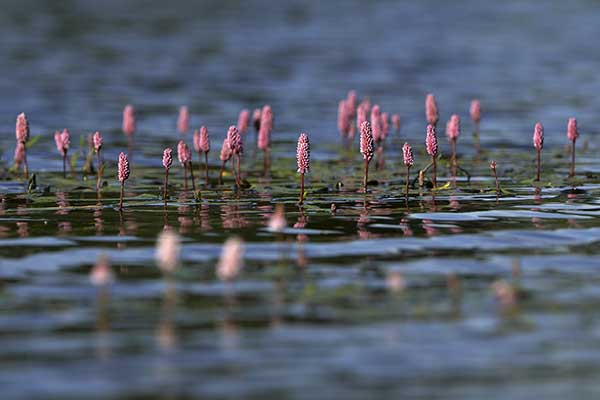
392;114;400;132
93;131;103;152
122;105;136;136
219;138;232;162
470;100;481;123
447;114;460;141
177;140;191;165
567;117;578;142
227;126;243;155
337;100;350;137
14;141;25;165
193;129;201;152
16;113;30;143
425;93;439;126
177;106;189;134
217;237;245;281
533;122;544;150
426;124;438;156
346;90;357;118
297;133;310;174
370;105;382;143
163;148;173;169
199;126;210;153
360;121;375;162
118;152;130;183
381;112;390;140
357;104;368;133
237;109;250;134
402;142;414;167
258;105;273;151
54;129;70;156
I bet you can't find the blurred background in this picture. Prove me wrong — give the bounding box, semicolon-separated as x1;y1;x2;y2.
1;0;599;169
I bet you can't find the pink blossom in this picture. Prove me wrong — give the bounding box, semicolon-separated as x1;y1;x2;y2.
163;148;173;169
470;100;481;123
360;121;374;162
258;105;273;151
381;111;390;140
93;131;103;152
425;93;439;126
220;138;232;162
16;113;29;143
237;109;250;134
177;106;189;134
567;117;578;142
177;140;191;165
370;105;382;143
533;122;544;150
122;105;136;136
403;142;414;167
446;114;460;141
227;126;243;155
425;124;438;156
54;129;70;157
337;100;350;137
118;152;130;183
296;132;310;174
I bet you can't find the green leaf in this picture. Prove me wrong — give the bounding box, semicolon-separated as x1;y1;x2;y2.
25;135;41;149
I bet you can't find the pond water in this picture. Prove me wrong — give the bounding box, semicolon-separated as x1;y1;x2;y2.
2;1;600;399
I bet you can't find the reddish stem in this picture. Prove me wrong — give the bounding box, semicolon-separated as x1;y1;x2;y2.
536;148;541;181
405;166;410;199
432;156;437;189
164;168;169;206
570;139;576;178
62;154;67;179
96;151;102;191
119;182;124;211
299;173;305;205
188;160;197;193
23;149;29;179
183;163;188;191
204;152;209;186
363;159;369;193
451;139;457;178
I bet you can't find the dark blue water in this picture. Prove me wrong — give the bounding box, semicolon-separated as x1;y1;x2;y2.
2;1;600;399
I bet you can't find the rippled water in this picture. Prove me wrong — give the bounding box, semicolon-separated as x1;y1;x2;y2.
2;1;600;399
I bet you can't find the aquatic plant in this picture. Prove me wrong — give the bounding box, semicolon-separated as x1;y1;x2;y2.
425;124;438;188
217;236;244;281
219;138;232;185
359;121;374;192
15;113;30;178
258;105;273;174
446;114;460;177
425;93;439;127
567;117;579;178
54;129;70;178
533;122;544;181
93;131;103;190
490;160;499;195
402;142;414;199
227;126;243;188
338;100;350;138
118;152;130;211
194;126;210;185
470;99;481;154
162;148;173;205
177;106;189;134
297;132;310;205
237;109;250;134
177;140;195;192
